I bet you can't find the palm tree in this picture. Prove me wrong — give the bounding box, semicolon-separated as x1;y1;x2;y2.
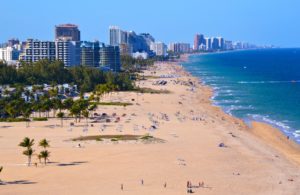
51;98;62;118
48;88;58;99
57;112;65;127
41;98;52;118
38;139;50;165
63;98;74;115
69;103;81;123
88;103;97;117
39;150;50;165
19;137;35;166
38;154;42;163
23;148;34;166
82;110;89;127
39;139;50;149
22;103;32;128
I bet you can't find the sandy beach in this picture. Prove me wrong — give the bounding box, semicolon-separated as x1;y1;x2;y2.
1;58;300;195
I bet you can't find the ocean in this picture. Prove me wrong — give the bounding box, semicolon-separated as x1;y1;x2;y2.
183;49;300;144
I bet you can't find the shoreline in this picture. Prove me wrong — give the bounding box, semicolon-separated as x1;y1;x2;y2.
1;56;300;194
179;53;300;165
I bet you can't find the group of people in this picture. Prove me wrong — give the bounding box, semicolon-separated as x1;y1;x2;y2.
119;180;205;192
120;179;167;191
187;181;205;193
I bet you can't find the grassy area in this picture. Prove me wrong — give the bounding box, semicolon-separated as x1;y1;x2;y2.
71;134;164;143
97;102;133;106
32;117;48;121
133;87;171;94
0;118;30;122
140;134;154;140
72;134;140;141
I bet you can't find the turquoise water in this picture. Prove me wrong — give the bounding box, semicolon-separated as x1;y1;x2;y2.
183;49;300;143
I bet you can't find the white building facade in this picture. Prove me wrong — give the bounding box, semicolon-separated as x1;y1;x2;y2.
0;46;20;62
150;42;167;56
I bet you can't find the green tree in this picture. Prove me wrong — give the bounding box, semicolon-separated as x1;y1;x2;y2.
69;103;81;123
88;103;97;116
19;137;35;166
39;139;50;149
57;112;65;127
52;98;63;117
82;110;89;127
21;102;33;127
39;150;50;165
63;98;74;111
38;139;50;165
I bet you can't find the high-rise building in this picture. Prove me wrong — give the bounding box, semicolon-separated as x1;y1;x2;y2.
55;40;81;67
225;40;233;50
193;34;205;51
205;38;212;50
109;26;155;55
109;26;128;46
217;37;225;50
7;39;20;47
99;44;121;72
127;31;151;53
55;24;81;41
19;39;81;67
80;41;100;67
19;39;56;63
139;33;155;49
151;42;167;56
168;43;190;53
233;41;243;49
0;46;20;63
211;37;219;50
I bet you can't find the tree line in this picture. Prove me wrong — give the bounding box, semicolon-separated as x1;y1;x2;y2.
0;83;119;121
0;60;134;92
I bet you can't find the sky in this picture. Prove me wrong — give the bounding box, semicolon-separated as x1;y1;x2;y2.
1;0;300;47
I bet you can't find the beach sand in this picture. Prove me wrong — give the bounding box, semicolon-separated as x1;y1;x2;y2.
0;60;300;194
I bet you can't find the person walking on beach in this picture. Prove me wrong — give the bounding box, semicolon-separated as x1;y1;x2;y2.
164;182;167;188
141;179;144;185
121;184;123;191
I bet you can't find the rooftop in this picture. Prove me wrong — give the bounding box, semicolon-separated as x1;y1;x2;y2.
56;24;79;28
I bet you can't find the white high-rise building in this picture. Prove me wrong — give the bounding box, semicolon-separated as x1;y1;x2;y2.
109;26;128;46
217;37;225;50
205;38;212;50
19;39;56;63
151;42;167;56
0;46;20;62
19;39;81;67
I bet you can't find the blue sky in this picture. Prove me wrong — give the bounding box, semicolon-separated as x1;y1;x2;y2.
1;0;299;47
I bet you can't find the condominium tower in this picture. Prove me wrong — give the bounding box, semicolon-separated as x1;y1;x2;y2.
55;24;81;41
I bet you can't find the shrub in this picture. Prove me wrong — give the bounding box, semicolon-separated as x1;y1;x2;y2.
0;118;30;122
32;117;48;121
111;138;119;142
140;134;154;140
96;137;103;142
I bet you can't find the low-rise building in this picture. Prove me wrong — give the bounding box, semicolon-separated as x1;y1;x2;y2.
132;51;148;59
